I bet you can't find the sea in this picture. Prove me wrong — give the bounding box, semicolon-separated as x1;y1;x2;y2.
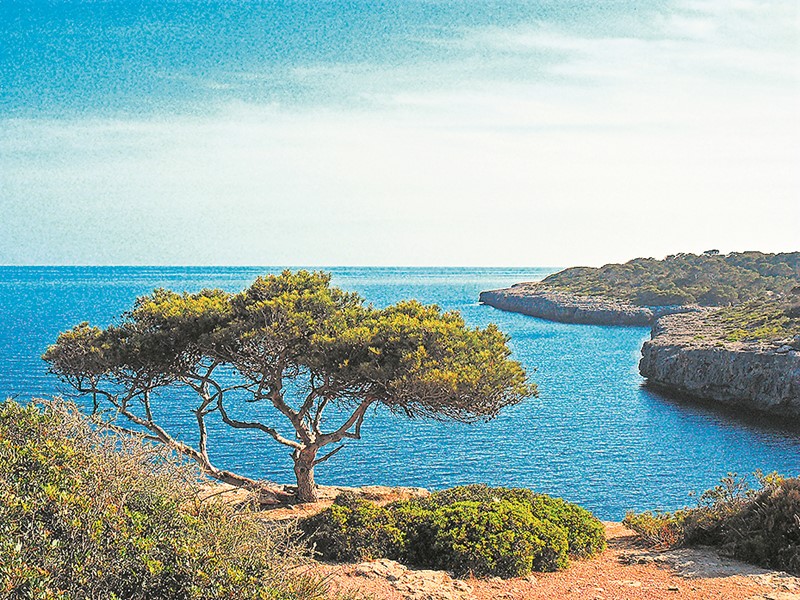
1;266;798;520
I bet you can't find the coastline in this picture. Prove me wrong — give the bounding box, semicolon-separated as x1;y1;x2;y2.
480;283;800;418
216;483;800;600
479;282;695;326
639;312;800;417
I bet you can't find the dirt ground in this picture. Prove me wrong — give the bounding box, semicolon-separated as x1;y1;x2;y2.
321;522;800;600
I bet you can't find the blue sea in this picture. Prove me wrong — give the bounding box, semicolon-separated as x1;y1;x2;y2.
1;266;798;520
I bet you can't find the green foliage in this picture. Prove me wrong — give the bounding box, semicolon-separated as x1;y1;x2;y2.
410;485;606;559
0;399;356;600
542;251;799;307
624;473;800;575
709;299;800;343
300;484;606;578
421;500;568;576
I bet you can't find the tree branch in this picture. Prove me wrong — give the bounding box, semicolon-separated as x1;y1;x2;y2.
216;395;302;450
313;444;345;466
319;398;374;445
89;417;161;442
312;396;330;435
76;381;257;489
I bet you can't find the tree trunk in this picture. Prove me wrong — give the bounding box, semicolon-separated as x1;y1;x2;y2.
293;447;318;503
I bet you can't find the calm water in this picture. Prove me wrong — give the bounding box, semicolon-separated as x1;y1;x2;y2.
1;266;799;519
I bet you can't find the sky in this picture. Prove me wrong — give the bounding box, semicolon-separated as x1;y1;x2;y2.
1;0;798;266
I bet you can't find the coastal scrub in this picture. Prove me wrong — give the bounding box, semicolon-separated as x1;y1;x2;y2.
0;399;357;600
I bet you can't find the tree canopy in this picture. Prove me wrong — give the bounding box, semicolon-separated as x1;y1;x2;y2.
44;270;535;502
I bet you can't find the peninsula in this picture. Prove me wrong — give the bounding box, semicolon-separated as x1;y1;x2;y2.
481;251;800;416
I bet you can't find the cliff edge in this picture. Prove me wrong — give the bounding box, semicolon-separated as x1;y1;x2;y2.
479;283;694;326
639;311;800;417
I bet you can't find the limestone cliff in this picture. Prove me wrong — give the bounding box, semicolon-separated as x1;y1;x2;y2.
639;312;800;417
479;282;693;326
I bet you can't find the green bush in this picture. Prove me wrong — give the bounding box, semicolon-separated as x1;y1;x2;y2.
0;399;355;600
426;500;568;576
624;473;800;575
301;484;606;578
299;492;405;562
408;485;605;559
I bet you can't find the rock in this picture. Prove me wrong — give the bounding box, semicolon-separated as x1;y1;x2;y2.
353;559;473;600
639;312;800;417
479;283;697;326
355;558;408;581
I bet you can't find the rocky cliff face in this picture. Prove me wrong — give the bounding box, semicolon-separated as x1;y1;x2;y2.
639;312;800;417
479;283;693;326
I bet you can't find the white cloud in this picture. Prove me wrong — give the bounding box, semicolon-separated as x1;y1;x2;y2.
1;0;798;265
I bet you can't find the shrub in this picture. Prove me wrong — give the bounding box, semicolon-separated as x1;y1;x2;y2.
300;492;405;562
413;485;606;559
301;484;606;578
701;478;800;574
0;399;355;600
425;500;568;576
622;510;690;548
624;473;800;576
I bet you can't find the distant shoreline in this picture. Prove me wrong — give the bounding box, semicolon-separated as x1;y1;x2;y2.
479;282;696;327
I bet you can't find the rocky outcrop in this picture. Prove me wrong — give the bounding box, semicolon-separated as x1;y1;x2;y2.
639;312;800;417
479;283;694;326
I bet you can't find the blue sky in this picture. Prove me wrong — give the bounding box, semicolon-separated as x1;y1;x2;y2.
1;0;798;265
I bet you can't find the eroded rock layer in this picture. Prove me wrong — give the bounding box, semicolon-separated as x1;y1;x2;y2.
639;312;800;417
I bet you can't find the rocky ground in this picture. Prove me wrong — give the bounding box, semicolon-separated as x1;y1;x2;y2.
204;484;800;600
644;311;799;353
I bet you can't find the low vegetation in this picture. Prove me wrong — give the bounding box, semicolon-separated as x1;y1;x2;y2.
709;298;800;344
0;399;356;600
300;484;606;578
543;251;799;307
624;473;800;576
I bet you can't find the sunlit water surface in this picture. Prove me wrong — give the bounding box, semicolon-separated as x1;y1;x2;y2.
1;266;798;519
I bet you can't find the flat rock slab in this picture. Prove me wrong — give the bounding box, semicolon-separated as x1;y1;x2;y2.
355;559;473;600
